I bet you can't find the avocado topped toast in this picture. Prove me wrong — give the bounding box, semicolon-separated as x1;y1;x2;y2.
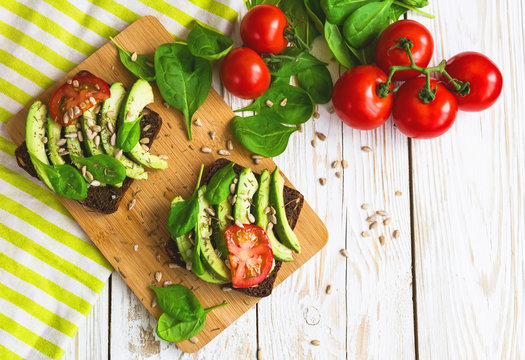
15;71;167;213
166;159;304;298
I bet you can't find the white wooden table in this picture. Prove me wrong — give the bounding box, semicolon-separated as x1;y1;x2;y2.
63;1;524;358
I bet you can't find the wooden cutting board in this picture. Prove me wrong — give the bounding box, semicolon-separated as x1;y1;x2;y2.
6;16;328;353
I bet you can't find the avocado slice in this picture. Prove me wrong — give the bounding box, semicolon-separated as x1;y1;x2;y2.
233;168;258;223
81;108;104;156
119;79;167;169
100;83;147;180
26;101;55;191
269;168;301;253
46;113;65;166
254;170;294;262
196;186;231;282
64;123;85;170
212;196;232;260
171;197;229;284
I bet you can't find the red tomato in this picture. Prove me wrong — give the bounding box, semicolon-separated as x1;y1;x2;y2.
332;65;393;130
220;47;271;99
225;224;273;288
442;51;503;112
240;4;289;55
393;77;458;139
49;75;110;126
375;20;434;81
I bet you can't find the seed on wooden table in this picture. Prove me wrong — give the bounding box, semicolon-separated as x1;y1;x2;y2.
221;286;232;292
331;160;340;168
193;118;202;126
361;231;370;237
140;137;150;144
110;133;116;146
218;149;231;156
163;102;170;109
133;244;139;252
393;229;400;238
279;98;287;106
72;79;79;87
361;146;373;152
341;160;349;168
376;210;388;217
325;284;332;294
298;123;304;132
311;139;317;147
168;263;179;269
311;340;321;346
361;203;370;210
151;298;157;308
340;248;349;258
248;213;255;223
253;158;261;165
383;218;391;226
366;215;377;222
319;177;326;186
395;190;402;196
227;140;233;150
143;124;151;132
128;198;136;210
189;337;199;344
156;254;161;263
328;107;335;114
163;281;172;287
335;171;342;178
200;147;212;153
313;112;320;119
379;235;385;245
251;154;263;160
130;52;137;61
115;149;123;159
57;138;67;146
369;221;378;230
154;271;162;282
209;131;216;140
316;132;326;141
265;99;273;107
235;220;244;228
205;207;215;216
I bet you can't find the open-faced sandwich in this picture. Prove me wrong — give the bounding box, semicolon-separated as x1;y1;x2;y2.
166;159;304;297
15;71;168;213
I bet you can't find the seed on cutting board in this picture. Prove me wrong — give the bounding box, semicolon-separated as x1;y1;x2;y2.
130;51;137;61
361;146;373;152
393;230;400;238
200;147;212;153
227;140;233;150
163;102;170;109
163;281;173;287
395;190;402;196
313;112;320;119
186;261;192;271
376;210;388;217
235;220;244;228
208;131;216;140
325;284;332;294
251;154;263;160
248;213;255;223
128;198;136;210
222;286;232;292
340;248;349;258
311;340;321;346
361;231;370;237
72;79;79;87
218;149;231;156
151;298;157;308
189;337;199;344
133;244;138;252
316;132;326;141
205;207;215;216
331;160;340;168
383;218;392;226
140;137;150;144
168;263;179;269
379;235;385;245
65;132;77;138
154;271;162;282
335;171;342;178
361;203;370;210
193;118;202;126
341;160;349;168
319;178;326;186
253;158;261;165
115;149;123;159
265;99;273;107
369;221;378;230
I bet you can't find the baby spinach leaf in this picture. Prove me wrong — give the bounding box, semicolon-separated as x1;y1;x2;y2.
150;285;204;322
321;0;371;25
398;0;428;7
343;0;393;49
30;154;87;200
155;43;212;140
70;154;126;185
304;0;325;33
110;38;155;81
116;114;143;152
156;312;206;343
232;114;297;157
205;162;236;205
297;65;333;104
187;22;233;61
280;0;320;46
390;3;408;21
324;21;359;69
235;83;315;125
268;47;327;77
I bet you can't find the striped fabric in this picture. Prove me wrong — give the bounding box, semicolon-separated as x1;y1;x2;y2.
0;1;241;359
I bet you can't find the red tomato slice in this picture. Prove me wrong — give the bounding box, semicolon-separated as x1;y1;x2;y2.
49;75;110;126
225;224;273;288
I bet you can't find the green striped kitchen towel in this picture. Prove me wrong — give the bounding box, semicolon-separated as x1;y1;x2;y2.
0;1;241;359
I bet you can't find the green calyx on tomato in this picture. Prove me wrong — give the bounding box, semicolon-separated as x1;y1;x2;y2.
49;75;110;126
225;224;273;288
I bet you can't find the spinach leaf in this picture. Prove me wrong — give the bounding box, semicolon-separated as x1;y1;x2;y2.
116;114;142;152
399;0;428;7
280;0;320;46
232;114;297;157
187;22;233;61
156;312;206;343
205;162;236;205
390;4;408;21
297;65;333;104
320;0;371;25
150;285;204;322
110;38;155;81
246;0;280;8
70;154;127;185
155;43;212;140
324;21;359;69
268;47;326;77
30;154;87;200
235;83;315;125
343;0;393;49
304;0;325;33
191;236;205;276
167;164;204;238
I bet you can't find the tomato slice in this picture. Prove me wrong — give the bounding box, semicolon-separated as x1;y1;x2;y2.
225;224;273;288
49;75;110;126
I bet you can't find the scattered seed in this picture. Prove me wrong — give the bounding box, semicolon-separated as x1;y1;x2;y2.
335;171;342;178
159;154;168;160
230;194;237;205
235;220;244;228
316;132;326;141
331;160;340;168
110;133;116;146
313;112;320;119
229;183;236;194
94;105;101;115
72;79;79;87
193;118;202;127
209;131;216;140
186;249;192;257
265;99;273;107
361;203;370;210
369;221;378;230
130;52;137;61
340;248;349;258
298;123;304;132
146;61;153;67
142;144;149;151
328;107;335;114
139;137;150;144
325;284;332;294
319;178;326;186
143;124;151;132
133;244;139;252
163;281;172;287
91;125;102;133
311;340;321;346
379;235;385;245
66;144;73;149
264;206;271;215
393;230;400;238
366;215;378;223
222;287;232;292
200;147;212;153
89;96;97;105
266;222;273;232
361;231;370;237
218;149;231;156
168;263;179;269
73;106;81;115
248;213;256;224
95;83;100;90
395;190;402;196
227;140;233;150
128;198;136;210
66;79;72;84
60;150;69;155
270;214;277;224
376;210;388;217
189;337;199;344
383;218;392;226
156;254;161;263
251;154;263;160
86;171;94;181
205;207;215;216
311;139;317;147
341;160;349;168
226;214;234;221
94;135;100;147
65;132;78;138
253;158;262;165
81;166;87;177
90;180;101;187
115;149;123;159
361;146;373;152
56;138;67;146
41;136;48;144
162;102;170;109
151;298;157;308
154;271;162;282
186;261;192;271
80;102;87;109
63;113;70;124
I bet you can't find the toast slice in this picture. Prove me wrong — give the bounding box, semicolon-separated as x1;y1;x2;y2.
14;71;163;214
166;158;305;297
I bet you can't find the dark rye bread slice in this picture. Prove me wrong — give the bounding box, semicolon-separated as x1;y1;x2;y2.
14;71;163;213
165;158;305;297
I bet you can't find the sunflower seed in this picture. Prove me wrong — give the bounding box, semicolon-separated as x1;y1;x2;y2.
298;123;304;132
395;190;402;196
73;106;81;115
66;79;72;84
230;183;236;194
76;131;84;142
186;261;192;271
313;112;320;119
128;198;136;210
226;214;234;221
271;207;276;215
115;149;123;159
95;83;100;90
67;144;73;149
230;194;237;205
393;230;400;238
86;171;94;181
91;125;102;133
366;215;378;222
316;132;326;141
227;140;233;150
163;281;172;287
280;98;287;106
63;113;70;124
163;102;170;109
376;210;388;217
369;221;378;230
383;218;392;226
205;207;215;216
311;139;317;147
91;180;101;187
151;298;157;308
56;138;67;146
143;124;151;132
340;248;349;258
141;144;149;151
133;244;139;251
361;231;371;237
72;79;79;87
233;178;238;184
270;214;277;224
379;235;385;245
264;206;271;214
154;271;162;282
266;222;273;232
235;220;244;228
248;213;255;224
60;150;69;155
361;203;370;210
41;136;48;144
110;133;116;146
265;99;273;107
189;337;199;344
331;160;340;168
325;284;332;294
140;138;150;144
200;147;212;153
311;340;321;346
341;160;349;168
168;263;179;269
86;129;96;140
361;146;373;152
222;287;232;292
328;106;335;114
130;52;137;61
94;105;101;114
209;131;216;140
159;154;168;160
81;166;87;177
251;154;263;160
335;171;342;178
193;118;202;127
146;61;153;67
319;178;326;186
89;96;97;105
80;102;86;109
94;135;100;147
218;149;231;156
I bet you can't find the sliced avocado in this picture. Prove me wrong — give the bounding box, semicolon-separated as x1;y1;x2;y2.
65;124;85;170
120;79;167;169
269;167;301;253
196;186;231;282
46;114;65;166
212;196;233;260
26;101;54;191
100;83;147;180
254;170;294;262
171;196;228;284
234;168;258;223
81;108;104;156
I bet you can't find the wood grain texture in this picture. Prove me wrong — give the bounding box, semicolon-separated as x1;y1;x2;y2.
5;16;328;353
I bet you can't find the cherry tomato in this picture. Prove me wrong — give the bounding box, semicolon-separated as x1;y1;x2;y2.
393;77;458;139
332;65;394;130
442;51;503;112
220;47;271;99
375;20;434;81
49;75;110;126
240;4;289;55
225;224;273;288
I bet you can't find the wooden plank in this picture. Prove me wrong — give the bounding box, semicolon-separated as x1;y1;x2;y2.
412;1;524;358
5;16;328;353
